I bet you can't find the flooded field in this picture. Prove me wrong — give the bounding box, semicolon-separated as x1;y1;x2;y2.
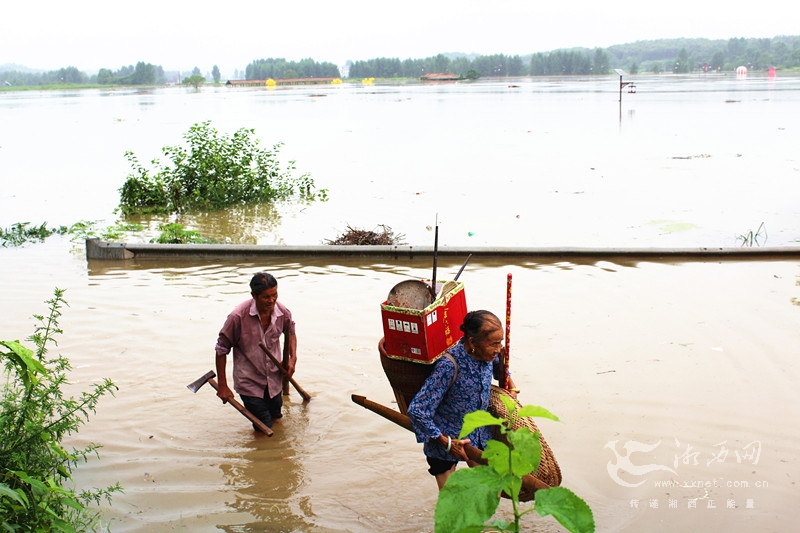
2;74;799;531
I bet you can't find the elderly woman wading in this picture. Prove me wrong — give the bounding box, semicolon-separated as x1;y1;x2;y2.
407;310;517;489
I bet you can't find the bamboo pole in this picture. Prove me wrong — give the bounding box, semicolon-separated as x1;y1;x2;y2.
350;394;550;494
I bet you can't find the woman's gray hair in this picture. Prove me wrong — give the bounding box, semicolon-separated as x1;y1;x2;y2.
459;310;501;341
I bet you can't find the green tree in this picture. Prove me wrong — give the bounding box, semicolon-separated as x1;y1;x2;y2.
134;62;156;84
191;66;202;77
184;75;205;89
710;50;725;70
212;65;221;83
673;47;690;72
96;68;115;84
592;48;610;74
55;66;87;84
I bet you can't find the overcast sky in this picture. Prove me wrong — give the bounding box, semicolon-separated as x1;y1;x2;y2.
2;0;795;76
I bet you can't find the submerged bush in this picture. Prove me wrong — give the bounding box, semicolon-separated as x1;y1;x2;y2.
118;120;326;215
150;222;215;244
0;289;121;531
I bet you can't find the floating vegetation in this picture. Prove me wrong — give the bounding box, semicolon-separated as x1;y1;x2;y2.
1;222;68;246
670;154;712;159
68;220;146;242
647;219;699;234
736;222;767;247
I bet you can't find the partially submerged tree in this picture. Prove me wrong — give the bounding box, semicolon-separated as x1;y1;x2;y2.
118;121;326;215
183;75;205;89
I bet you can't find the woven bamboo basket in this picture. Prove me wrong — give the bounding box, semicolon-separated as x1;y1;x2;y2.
378;338;435;415
488;385;562;500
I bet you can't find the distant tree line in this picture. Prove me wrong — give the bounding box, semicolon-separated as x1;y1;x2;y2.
347;36;799;79
0;61;168;87
97;62;168;84
346;53;532;78
608;35;800;74
245;58;341;79
2;36;798;89
0;61;232;87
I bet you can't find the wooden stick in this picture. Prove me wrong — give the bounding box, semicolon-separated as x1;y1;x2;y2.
350;394;483;463
350;394;550;493
207;377;273;436
259;342;312;402
430;222;439;300
501;273;512;390
454;253;472;281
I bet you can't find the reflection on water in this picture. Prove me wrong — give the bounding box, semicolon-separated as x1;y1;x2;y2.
123;202;285;244
219;429;313;532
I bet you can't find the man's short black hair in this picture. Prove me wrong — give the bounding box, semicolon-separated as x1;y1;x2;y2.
250;272;278;295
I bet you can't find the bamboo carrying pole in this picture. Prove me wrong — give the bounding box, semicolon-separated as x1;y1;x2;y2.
259;343;312;402
351;394;484;463
350;394;551;494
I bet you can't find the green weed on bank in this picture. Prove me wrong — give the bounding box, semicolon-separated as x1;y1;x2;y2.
1;289;121;531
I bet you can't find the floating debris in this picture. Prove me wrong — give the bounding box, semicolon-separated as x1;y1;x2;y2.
325;224;406;245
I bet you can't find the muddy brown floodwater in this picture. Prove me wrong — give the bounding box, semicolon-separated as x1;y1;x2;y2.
3;239;799;532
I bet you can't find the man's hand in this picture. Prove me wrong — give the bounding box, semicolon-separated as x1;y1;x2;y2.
216;383;234;404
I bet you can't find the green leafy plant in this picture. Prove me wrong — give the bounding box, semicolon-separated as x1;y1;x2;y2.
68;220;146;242
435;396;594;533
150;222;215;243
0;289;121;532
736;221;767;247
1;222;68;247
118;120;327;215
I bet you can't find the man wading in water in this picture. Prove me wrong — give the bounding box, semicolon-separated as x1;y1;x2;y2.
214;272;297;431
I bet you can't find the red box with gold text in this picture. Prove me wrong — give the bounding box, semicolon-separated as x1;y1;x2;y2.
381;281;467;363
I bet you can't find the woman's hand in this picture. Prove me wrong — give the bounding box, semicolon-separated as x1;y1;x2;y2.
438;434;471;461
449;437;471;461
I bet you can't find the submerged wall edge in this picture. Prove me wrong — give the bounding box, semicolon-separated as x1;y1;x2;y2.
84;238;800;262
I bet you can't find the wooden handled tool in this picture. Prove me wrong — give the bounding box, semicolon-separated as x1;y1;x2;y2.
187;370;273;436
259;343;312;402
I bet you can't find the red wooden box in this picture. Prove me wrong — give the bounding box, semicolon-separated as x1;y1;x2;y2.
381;281;467;363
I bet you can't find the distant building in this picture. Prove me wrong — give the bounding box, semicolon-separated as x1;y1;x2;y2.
420;72;459;81
226;77;337;87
